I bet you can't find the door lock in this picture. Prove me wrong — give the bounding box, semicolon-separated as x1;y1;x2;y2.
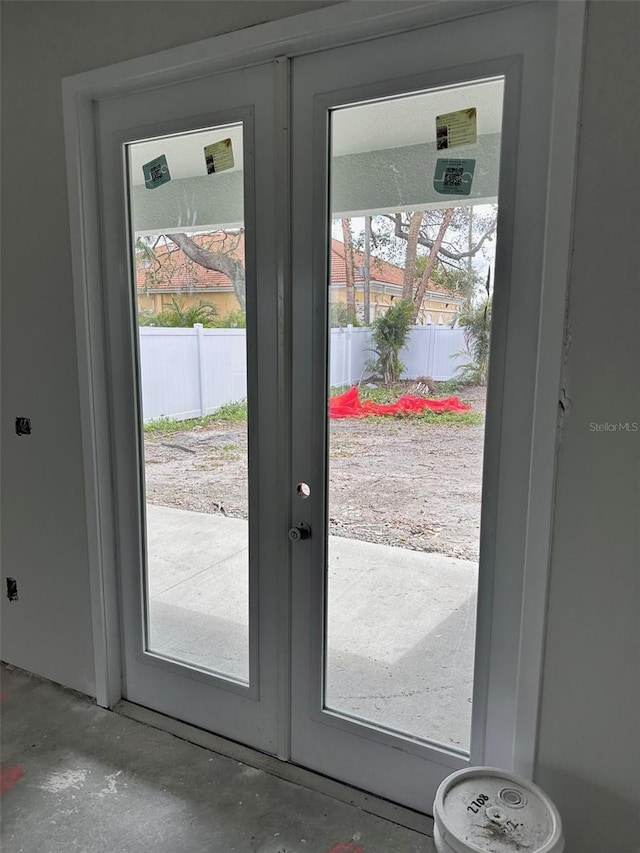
289;522;311;542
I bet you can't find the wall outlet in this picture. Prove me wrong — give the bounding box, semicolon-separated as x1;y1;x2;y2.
15;417;31;436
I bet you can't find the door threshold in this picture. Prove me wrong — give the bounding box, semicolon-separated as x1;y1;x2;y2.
115;700;435;835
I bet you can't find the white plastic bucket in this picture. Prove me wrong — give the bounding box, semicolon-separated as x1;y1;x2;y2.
433;767;564;853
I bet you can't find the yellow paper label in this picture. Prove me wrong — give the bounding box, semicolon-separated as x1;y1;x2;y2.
204;138;234;174
436;108;477;150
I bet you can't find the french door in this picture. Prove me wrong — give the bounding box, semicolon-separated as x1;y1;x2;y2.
91;1;563;812
288;3;557;808
97;63;284;753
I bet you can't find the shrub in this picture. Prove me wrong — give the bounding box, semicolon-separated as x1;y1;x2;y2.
455;297;492;386
213;310;246;329
138;297;218;328
367;299;414;383
329;302;360;328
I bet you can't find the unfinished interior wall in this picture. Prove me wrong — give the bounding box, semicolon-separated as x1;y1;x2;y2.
534;3;640;849
1;2;638;849
0;0;337;696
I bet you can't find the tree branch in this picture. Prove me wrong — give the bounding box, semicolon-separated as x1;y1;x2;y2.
166;232;246;311
385;213;496;261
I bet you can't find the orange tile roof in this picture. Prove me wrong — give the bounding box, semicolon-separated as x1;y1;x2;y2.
330;240;454;298
329;238;405;286
136;233;451;296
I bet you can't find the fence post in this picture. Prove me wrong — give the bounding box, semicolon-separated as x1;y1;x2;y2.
429;324;437;376
194;323;206;417
347;323;353;385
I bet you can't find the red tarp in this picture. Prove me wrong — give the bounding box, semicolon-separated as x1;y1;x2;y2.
329;386;471;419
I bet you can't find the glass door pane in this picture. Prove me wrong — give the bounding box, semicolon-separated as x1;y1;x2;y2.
127;124;250;683
325;79;503;751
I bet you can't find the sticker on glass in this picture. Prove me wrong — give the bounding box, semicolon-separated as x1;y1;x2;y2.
436;107;477;150
204;138;234;174
142;154;171;189
433;159;476;196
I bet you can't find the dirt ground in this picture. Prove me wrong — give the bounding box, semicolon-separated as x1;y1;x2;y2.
144;386;486;561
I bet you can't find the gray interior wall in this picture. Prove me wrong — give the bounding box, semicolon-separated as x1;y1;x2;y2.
1;2;638;849
534;3;640;849
0;0;338;696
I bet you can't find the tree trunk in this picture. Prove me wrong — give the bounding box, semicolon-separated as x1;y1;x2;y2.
341;219;356;320
402;210;424;301
363;216;371;325
411;207;454;322
166;232;246;312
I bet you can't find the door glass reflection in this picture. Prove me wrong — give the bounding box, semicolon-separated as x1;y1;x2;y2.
127;125;250;683
324;80;504;751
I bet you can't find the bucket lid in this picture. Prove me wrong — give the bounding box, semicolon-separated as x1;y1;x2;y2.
433;767;564;853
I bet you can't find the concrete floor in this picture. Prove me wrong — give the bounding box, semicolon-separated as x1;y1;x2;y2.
1;665;435;853
147;505;477;749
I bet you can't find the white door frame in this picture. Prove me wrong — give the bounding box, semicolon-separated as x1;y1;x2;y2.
63;0;585;783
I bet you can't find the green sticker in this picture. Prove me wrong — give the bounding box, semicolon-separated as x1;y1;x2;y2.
433;158;476;196
204;138;234;174
143;154;171;189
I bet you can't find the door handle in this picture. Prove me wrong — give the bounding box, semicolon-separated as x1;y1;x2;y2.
289;522;311;542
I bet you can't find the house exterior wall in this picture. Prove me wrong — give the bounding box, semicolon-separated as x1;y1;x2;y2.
329;287;460;324
1;3;638;849
138;291;240;318
141;288;458;325
416;296;459;325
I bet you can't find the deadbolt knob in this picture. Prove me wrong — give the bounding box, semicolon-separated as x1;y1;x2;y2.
289;522;311;541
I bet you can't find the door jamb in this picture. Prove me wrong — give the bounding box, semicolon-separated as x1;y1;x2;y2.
512;0;586;779
62;0;586;780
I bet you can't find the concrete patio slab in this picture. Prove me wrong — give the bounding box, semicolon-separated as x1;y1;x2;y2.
144;504;478;750
146;504;248;596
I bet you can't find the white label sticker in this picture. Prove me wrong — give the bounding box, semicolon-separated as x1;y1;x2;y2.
436;108;477;150
204;138;234;174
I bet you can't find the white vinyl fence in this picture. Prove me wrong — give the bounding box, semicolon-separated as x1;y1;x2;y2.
139;323;471;422
329;325;470;387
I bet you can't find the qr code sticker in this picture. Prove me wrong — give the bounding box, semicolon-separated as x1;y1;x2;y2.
444;166;464;188
143;154;170;189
